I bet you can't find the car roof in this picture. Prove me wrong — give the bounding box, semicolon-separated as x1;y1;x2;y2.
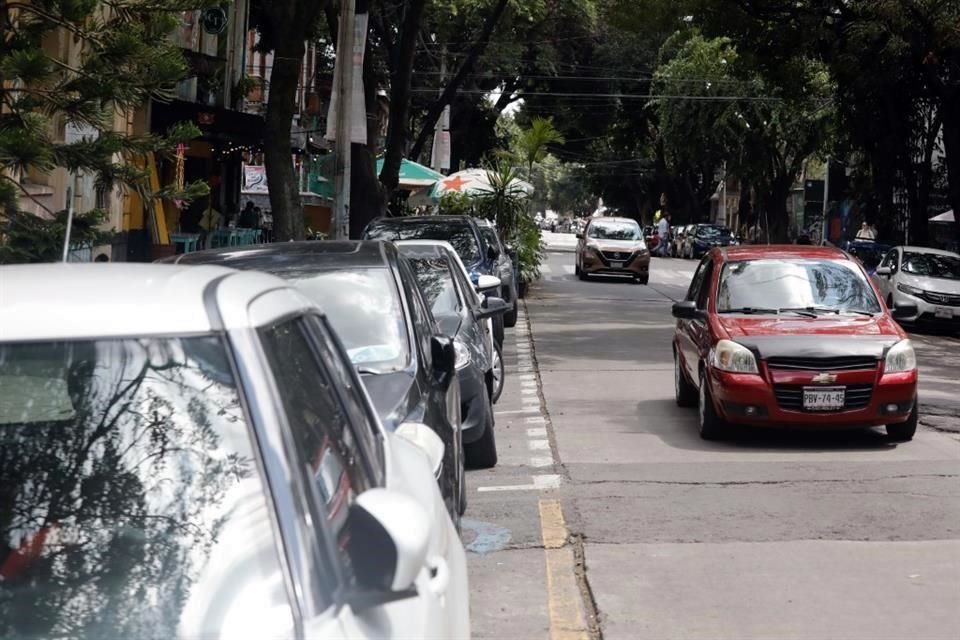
0;263;302;341
898;245;959;257
168;240;395;273
720;244;849;261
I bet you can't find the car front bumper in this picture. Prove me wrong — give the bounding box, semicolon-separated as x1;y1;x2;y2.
581;250;650;276
458;362;491;444
891;289;960;327
708;367;918;429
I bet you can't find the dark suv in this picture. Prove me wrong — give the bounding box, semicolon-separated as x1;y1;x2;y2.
363;216;520;328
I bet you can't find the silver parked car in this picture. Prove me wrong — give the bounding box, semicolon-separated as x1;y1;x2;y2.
0;264;470;639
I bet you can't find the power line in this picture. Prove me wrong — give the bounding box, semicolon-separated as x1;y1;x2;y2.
409;88;784;101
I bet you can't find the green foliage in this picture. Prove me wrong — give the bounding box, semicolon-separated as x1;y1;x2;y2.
0;0;215;262
0;208;114;264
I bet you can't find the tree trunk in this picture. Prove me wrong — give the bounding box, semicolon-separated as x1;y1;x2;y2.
941;92;960;250
764;175;792;243
408;0;510;161
379;0;428;193
264;37;306;241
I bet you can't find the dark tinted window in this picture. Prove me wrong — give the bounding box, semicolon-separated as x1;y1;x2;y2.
686;256;711;302
901;252;960;280
696;261;715;309
478;226;501;253
717;259;882;313
0;337;292;638
696;225;733;238
260;320;370;582
408;256;463;315
397;257;438;368
366;221;482;264
291;268;408;373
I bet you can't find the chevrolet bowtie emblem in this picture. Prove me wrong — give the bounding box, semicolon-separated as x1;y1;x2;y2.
812;372;838;385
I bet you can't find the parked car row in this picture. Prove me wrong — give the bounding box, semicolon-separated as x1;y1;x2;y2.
0;214;531;638
665;223;738;259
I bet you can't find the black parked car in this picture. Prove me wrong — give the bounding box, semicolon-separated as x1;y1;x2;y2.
362;215;520;330
397;240;510;468
164;241;466;520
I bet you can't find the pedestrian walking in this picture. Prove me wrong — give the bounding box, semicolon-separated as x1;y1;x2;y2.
656;211;671;256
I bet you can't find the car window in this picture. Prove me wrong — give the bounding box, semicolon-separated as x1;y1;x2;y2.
407;255;463;316
0;336;294;638
900;252;960;280
716;259;883;313
289;268;409;373
303;315;386;487
259;319;373;589
479;226;501;253
697;225;732;238
366;220;482;264
686;256;712;301
879;249;897;272
587;220;642;241
696;260;715;310
397;256;436;368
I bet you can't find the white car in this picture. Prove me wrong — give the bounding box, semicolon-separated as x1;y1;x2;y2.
0;264;469;639
873;246;960;328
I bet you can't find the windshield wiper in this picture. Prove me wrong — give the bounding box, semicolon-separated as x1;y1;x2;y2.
779;306;876;318
718;307;779;315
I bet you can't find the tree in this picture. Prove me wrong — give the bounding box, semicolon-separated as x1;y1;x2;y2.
514;117;566;179
249;0;331;241
0;0;211;261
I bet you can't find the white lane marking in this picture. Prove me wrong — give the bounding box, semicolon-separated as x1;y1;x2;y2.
540;264;553;275
495;408;540;415
527;427;548;438
529;456;553;468
529;439;551;451
477;474;562;493
563;265;575;275
525;416;546;425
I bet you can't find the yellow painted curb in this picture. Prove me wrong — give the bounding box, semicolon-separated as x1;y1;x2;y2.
539;499;590;640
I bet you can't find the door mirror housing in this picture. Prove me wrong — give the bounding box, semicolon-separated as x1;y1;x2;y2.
430;335;456;389
672;301;704;320
875;265;892;276
478;296;510;320
475;274;501;293
891;303;918;320
345;488;430;610
575;232;584;239
396;422;445;477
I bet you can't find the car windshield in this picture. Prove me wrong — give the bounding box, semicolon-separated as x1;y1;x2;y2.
901;252;960;280
717;258;882;314
697;226;732;238
407;256;462;316
366;221;481;264
0;337;290;639
588;221;642;241
291;269;409;372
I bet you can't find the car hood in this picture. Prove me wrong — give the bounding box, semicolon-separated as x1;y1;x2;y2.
716;315;903;359
899;273;960;294
360;370;417;430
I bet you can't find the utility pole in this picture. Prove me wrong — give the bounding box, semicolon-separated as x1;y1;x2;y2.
821;157;830;245
332;0;356;240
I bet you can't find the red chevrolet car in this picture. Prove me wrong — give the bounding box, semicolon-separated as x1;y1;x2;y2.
672;245;919;441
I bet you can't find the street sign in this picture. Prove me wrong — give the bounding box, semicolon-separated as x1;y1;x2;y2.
201;8;227;35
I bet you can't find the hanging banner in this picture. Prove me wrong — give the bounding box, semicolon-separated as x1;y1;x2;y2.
430;105;451;171
325;11;370;144
242;164;268;194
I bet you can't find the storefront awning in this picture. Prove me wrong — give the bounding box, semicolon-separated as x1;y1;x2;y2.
150;99;265;145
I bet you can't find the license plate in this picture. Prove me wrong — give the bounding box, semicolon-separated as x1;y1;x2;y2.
803;387;845;411
935;306;953;319
610;261;624;269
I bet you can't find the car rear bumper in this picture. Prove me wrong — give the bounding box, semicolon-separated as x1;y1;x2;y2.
708;368;918;428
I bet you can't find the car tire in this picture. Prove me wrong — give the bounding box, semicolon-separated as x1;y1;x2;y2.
466;411;498;469
675;349;697;407
458;444;467;516
503;288;519;328
698;369;726;440
886;404;918;442
490;341;504;404
578;267;588;281
493;314;505;347
574;260;581;276
634;274;649;285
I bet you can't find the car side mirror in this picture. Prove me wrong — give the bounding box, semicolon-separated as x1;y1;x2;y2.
672;301;704;320
476;274;501;293
487;245;500;260
575;232;583;239
891;303;918;320
430;335;455;389
478;296;510;320
345;488;430;611
875;265;892;276
396;422;445;477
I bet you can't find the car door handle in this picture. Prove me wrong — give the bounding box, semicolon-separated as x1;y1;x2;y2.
426;555;450;598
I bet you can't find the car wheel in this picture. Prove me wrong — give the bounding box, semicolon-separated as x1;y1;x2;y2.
574;260;581;276
675;349;697;407
886;404;918;442
503;288;518;328
698;369;726;440
458;441;467;516
466;411;498;469
490;341;504;404
578;266;588;281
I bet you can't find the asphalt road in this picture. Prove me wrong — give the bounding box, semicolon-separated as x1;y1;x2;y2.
463;232;960;640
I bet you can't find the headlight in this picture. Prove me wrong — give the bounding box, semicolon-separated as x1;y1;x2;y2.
884;339;917;374
709;339;759;374
896;283;923;297
454;340;471;370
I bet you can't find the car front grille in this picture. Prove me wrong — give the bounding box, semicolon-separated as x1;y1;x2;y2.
765;356;878;371
601;250;633;262
773;384;873;411
919;291;960;307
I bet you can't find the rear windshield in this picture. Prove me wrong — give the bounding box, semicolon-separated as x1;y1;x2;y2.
0;337;291;639
587;220;642;241
365;221;481;264
291;268;410;372
697;225;733;238
901;252;960;280
717;258;882;314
